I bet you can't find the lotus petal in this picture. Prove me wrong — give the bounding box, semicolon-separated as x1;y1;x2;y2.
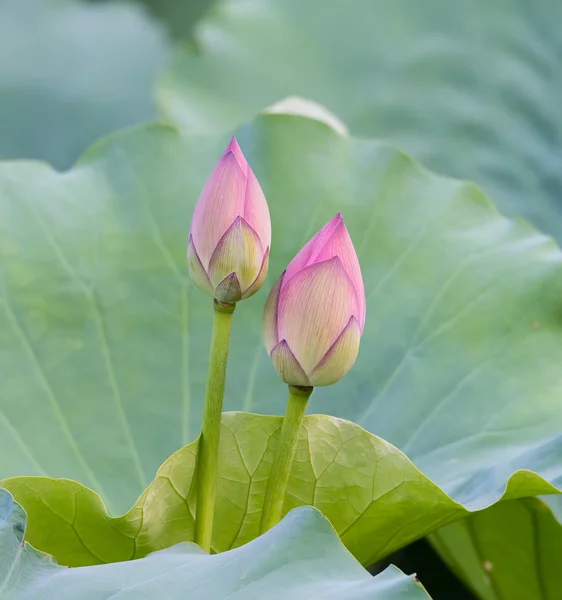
243;168;271;249
262;271;284;353
242;247;270;299
309;316;361;386
225;136;248;174
308;215;365;329
187;236;214;296
214;272;242;303
207;217;263;290
283;213;342;283
277;256;356;373
190;151;246;267
270;340;310;386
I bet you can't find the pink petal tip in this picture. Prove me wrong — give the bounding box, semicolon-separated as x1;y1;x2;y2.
224;136;248;173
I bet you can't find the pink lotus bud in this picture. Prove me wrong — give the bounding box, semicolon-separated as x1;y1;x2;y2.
263;213;365;387
187;137;271;303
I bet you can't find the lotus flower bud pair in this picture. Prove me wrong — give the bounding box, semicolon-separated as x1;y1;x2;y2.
188;139;365;386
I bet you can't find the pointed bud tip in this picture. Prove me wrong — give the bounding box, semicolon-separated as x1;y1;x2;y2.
225;136;241;152
224;136;247;172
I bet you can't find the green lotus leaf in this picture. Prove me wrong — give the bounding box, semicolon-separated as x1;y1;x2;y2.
1;115;561;566
430;498;562;600
0;488;429;599
2;412;558;570
159;0;562;240
0;0;169;169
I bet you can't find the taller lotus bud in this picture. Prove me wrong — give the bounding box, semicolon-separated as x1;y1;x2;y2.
187;137;271;303
263;213;365;387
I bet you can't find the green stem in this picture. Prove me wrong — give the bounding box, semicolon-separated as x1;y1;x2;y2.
260;384;313;534
194;299;235;551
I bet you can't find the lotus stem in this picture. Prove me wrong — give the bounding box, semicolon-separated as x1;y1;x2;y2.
260;384;313;534
194;299;235;551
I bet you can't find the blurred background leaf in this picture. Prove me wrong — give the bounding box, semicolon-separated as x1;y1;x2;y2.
0;0;170;170
160;0;562;242
85;0;214;39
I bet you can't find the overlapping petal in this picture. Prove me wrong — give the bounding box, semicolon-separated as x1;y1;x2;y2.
224;136;248;174
283;213;341;283
187;236;214;296
208;217;263;291
270;340;310;387
263;273;284;353
214;272;242;303
309;215;365;329
242;168;271;250
190;151;246;268
277;256;357;373
309;316;361;386
282;213;365;328
242;247;270;300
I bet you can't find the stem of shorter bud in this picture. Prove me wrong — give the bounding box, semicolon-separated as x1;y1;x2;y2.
194;299;236;551
259;384;314;534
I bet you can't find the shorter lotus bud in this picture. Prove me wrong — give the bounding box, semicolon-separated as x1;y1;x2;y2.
187;137;271;303
263;213;365;387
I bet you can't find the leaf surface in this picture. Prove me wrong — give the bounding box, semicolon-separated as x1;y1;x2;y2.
0;0;169;169
0;488;429;599
1;115;561;565
3;412;559;569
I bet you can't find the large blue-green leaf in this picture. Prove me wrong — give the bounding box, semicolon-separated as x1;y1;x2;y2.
1;115;561;565
159;0;562;240
0;488;429;599
0;0;169;169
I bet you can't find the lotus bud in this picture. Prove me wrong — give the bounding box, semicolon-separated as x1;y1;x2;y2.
187;137;271;303
263;213;365;387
